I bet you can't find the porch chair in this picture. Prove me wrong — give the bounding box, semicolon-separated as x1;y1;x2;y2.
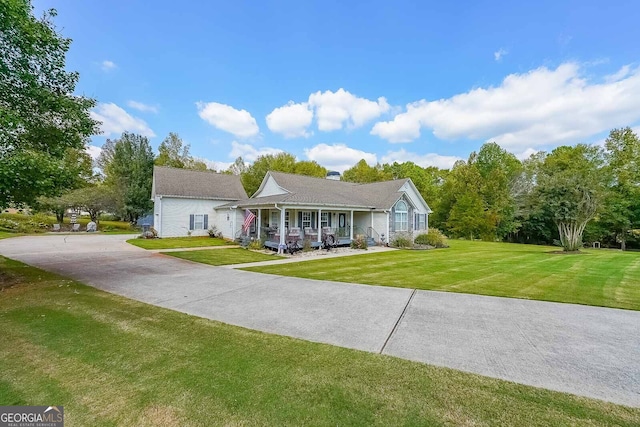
288;227;301;238
304;227;318;240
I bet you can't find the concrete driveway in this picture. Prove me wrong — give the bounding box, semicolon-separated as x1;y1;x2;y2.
1;234;639;407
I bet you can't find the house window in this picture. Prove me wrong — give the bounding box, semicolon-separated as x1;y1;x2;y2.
270;211;279;228
320;212;329;228
301;211;311;228
394;201;408;231
416;213;426;230
285;211;289;230
194;214;204;230
190;214;208;231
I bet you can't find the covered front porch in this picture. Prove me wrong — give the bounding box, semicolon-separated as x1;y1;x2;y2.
241;205;383;249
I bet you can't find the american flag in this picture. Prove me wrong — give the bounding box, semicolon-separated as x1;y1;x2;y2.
242;209;256;232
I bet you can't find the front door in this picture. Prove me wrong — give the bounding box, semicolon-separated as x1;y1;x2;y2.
338;213;347;237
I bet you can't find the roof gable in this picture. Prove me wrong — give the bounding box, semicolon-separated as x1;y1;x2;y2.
235;171;427;210
152;166;248;200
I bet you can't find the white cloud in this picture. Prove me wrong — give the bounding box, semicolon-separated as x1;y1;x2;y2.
265;101;313;138
85;145;102;160
494;48;508;62
197;102;259;139
371;63;640;149
605;65;632;83
90;103;155;137
381;149;461;169
515;148;539;160
101;60;116;71
267;89;390;137
229;141;283;162
127;100;158;113
309;88;390;131
304;143;377;173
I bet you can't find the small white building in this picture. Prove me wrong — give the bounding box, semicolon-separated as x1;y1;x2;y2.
151;166;248;238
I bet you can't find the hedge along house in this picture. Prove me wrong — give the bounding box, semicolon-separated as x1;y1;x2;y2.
224;171;432;248
151;166;248;237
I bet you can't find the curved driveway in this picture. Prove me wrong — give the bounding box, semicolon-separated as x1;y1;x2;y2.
1;234;639;407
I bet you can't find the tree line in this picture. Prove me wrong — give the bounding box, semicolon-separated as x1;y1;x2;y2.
335;129;640;251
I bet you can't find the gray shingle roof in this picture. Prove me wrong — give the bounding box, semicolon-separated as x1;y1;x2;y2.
152;166;248;200
227;171;411;210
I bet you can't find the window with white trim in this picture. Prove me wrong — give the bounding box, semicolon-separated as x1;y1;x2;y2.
285;211;289;229
320;212;329;228
416;213;426;230
394;201;408;231
270;211;279;228
302;211;311;228
194;214;205;230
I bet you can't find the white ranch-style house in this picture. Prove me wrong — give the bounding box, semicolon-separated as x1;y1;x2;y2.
151;166;432;247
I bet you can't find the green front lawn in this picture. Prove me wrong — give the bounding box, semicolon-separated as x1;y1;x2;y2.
0;231;20;240
127;236;235;250
1;256;638;426
166;248;283;265
244;240;640;311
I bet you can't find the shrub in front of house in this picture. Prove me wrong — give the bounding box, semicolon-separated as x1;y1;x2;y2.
391;233;412;248
415;229;448;248
248;238;263;250
208;226;222;238
302;237;313;252
140;227;158;239
350;234;368;250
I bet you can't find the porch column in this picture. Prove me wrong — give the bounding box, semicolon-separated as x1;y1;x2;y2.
317;208;322;243
350;210;354;239
280;207;286;246
232;208;236;238
257;209;261;238
386;211;390;244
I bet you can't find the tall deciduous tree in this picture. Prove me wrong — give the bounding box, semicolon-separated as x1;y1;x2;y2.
225;157;248;175
0;0;99;207
599;127;640;250
475;142;523;239
98;132;154;222
442;158;497;239
342;159;390;183
533;145;605;251
155;132;207;170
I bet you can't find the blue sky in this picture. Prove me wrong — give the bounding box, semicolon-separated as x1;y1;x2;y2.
35;0;640;171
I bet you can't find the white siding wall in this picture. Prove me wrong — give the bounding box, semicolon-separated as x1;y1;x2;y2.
371;212;387;243
255;175;287;197
153;196;162;235
352;212;370;237
158;198;228;237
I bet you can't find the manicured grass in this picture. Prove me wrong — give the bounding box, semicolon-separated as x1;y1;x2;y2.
127;236;235;250
0;231;20;240
166;248;283;265
244;240;640;311
0;257;638;426
0;213;136;234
